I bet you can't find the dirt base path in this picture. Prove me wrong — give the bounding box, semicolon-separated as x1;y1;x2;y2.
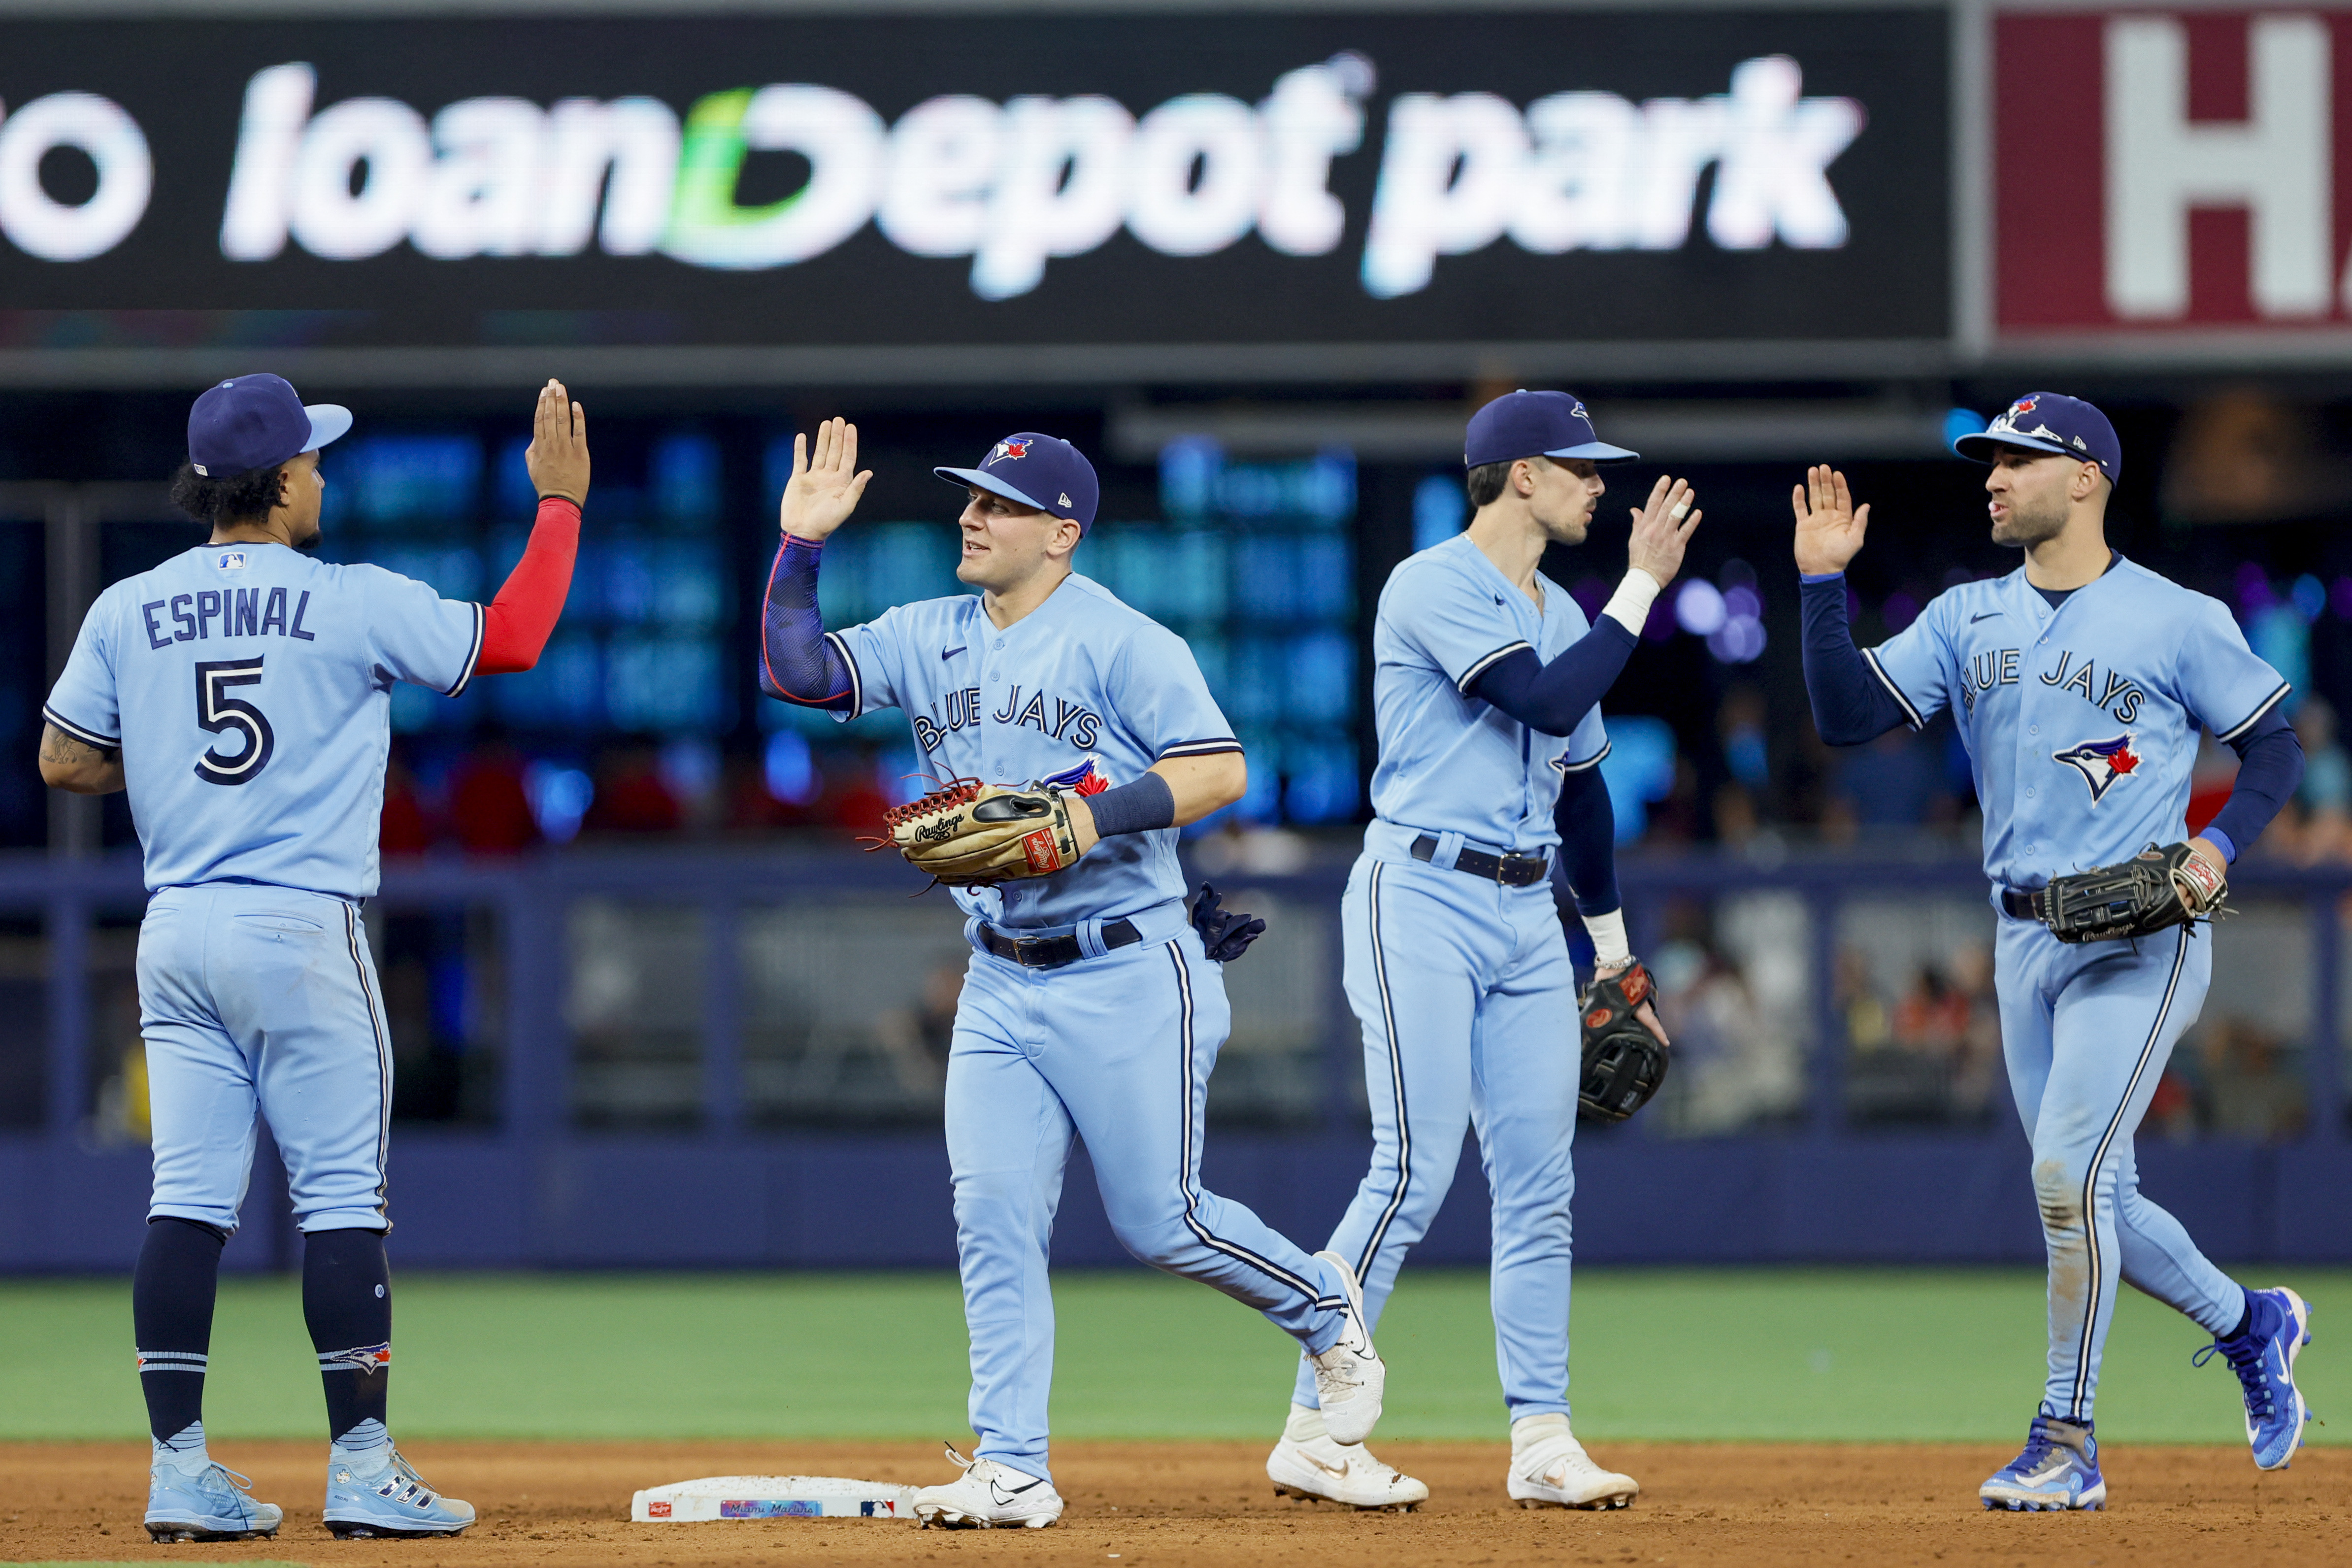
2;1439;2343;1567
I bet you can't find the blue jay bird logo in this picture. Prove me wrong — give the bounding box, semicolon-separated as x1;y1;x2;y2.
2054;734;2142;804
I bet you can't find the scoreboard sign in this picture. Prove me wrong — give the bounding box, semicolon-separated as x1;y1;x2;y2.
1991;5;2352;347
0;7;1950;360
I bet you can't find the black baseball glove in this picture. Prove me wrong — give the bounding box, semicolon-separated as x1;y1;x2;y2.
1190;883;1266;962
1577;959;1670;1124
2026;842;2227;945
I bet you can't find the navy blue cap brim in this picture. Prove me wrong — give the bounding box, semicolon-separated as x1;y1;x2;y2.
1545;440;1641;465
304;404;353;453
1953;430;2088;465
934;466;1076;522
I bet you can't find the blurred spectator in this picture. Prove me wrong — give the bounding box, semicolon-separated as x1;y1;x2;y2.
2276;696;2352;866
581;736;682;835
1826;727;1951;837
1649;930;1805;1135
446;729;540;856
871;962;964;1089
2193;1019;2309;1141
1837;946;1890;1050
380;748;433;858
824;748;892;838
2186;731;2236;839
1718;683;1773;797
726;750;815;832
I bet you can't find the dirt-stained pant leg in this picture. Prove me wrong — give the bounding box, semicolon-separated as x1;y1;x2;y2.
1996;916;2241;1423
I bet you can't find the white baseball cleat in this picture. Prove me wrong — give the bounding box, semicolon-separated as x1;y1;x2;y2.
1506;1414;1638;1510
912;1443;1064;1530
1306;1251;1386;1445
1268;1402;1427;1511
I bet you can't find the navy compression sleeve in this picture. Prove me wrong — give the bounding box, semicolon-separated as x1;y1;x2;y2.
758;534;855;710
1552;760;1621;917
2203;711;2304;863
1470;620;1640;734
1800;573;1912;745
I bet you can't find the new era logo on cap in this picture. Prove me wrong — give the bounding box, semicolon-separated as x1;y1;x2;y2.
187;373;354;478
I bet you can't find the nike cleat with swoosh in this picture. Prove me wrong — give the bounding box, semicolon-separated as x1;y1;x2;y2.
1507;1414;1638;1509
1978;1415;2104;1511
913;1443;1063;1530
1267;1403;1426;1511
2194;1286;2313;1470
1307;1251;1386;1445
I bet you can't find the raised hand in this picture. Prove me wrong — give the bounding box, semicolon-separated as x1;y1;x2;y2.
1792;464;1871;575
1626;475;1702;587
778;416;873;542
524;379;589;505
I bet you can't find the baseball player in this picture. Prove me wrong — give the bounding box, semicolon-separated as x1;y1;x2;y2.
1795;392;2313;1509
756;419;1384;1529
40;375;589;1541
1265;390;1698;1511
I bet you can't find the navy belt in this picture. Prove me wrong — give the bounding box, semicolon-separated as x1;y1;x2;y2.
978;918;1143;970
2001;888;2045;921
1411;834;1551;888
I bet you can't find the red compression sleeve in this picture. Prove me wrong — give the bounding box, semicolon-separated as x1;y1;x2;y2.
476;497;581;675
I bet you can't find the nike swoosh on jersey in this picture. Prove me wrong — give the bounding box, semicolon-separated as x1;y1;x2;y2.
943;646;966;660
1970;612;2001;623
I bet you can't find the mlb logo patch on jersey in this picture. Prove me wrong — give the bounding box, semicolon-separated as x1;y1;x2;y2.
1040;755;1111;796
2054;734;2141;804
215;550;247;569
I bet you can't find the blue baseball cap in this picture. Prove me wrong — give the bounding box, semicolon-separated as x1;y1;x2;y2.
935;433;1099;532
1465;389;1639;469
188;373;352;478
1954;392;2121;485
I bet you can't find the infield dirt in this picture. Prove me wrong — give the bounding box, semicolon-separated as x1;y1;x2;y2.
1;1439;2341;1567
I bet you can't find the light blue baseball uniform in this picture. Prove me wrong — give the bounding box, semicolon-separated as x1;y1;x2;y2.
831;571;1353;1482
44;541;485;1234
1864;555;2283;1421
1292;533;1609;1421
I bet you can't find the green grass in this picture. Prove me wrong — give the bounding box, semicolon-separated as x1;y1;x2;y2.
3;1268;2344;1446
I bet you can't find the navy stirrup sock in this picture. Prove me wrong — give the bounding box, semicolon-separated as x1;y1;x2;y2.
303;1228;393;1450
134;1217;227;1453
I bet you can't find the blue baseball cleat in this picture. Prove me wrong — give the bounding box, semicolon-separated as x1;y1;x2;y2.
2194;1286;2313;1470
324;1445;476;1538
1978;1415;2105;1511
145;1456;282;1542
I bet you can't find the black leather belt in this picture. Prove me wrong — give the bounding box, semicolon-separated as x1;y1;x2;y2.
2001;888;2044;921
978;918;1142;970
1411;834;1551;888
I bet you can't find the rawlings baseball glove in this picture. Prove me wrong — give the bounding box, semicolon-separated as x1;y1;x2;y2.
2027;841;2227;945
876;777;1085;887
1577;959;1670;1124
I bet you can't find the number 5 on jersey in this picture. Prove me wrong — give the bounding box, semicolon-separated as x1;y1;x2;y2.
194;658;273;785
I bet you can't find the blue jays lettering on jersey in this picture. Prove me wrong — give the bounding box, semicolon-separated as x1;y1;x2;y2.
43;542;483;898
1861;556;2285;891
1368;533;1609;852
830;572;1235;929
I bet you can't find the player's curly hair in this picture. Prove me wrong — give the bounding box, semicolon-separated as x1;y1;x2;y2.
1465;459;1518;509
169;461;286;527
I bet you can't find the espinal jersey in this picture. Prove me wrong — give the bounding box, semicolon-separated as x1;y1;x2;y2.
1366;533;1611;854
833;572;1238;931
43;541;483;898
1863;555;2288;891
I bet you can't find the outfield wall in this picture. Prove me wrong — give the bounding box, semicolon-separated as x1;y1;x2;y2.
1;846;2345;1272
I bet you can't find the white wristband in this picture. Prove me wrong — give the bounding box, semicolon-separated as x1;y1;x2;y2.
1583;908;1631;966
1600;568;1661;636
